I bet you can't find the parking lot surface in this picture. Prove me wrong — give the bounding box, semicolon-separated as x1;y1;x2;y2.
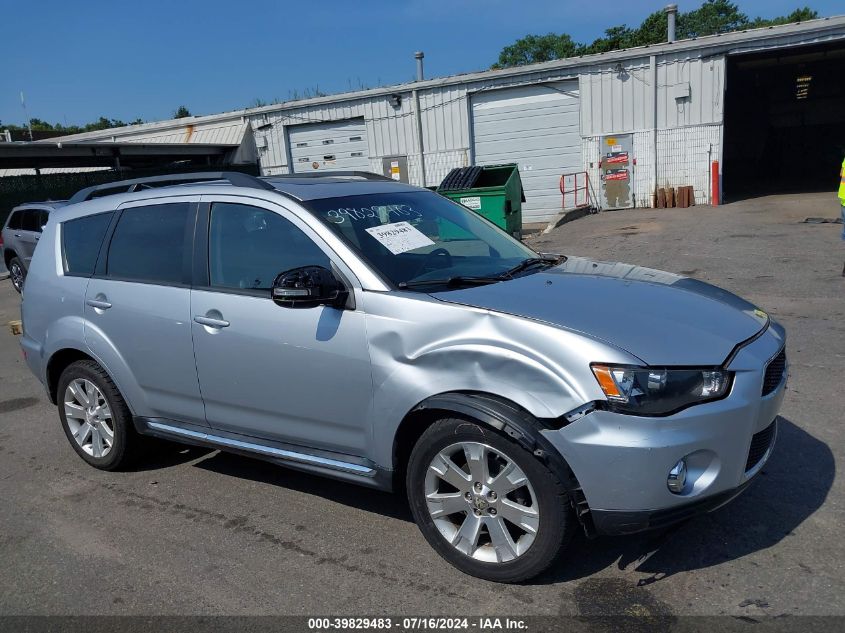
0;192;842;617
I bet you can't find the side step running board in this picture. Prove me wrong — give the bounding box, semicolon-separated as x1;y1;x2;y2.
133;418;386;488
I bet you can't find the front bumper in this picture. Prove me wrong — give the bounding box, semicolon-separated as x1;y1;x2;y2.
589;427;769;535
542;323;786;535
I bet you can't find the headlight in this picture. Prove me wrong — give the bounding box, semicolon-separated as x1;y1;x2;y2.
591;364;732;415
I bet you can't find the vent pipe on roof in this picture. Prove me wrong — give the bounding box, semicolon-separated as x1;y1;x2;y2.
666;4;678;42
415;51;425;81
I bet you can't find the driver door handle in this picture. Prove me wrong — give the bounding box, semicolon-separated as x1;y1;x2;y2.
194;315;230;328
86;299;112;310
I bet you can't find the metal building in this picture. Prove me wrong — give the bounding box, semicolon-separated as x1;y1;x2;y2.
26;14;845;225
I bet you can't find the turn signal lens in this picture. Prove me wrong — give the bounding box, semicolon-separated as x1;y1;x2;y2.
591;365;622;399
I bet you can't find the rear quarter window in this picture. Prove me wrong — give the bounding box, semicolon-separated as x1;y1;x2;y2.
62;212;114;276
6;211;24;230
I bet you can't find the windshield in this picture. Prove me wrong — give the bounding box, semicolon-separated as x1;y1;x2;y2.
304;191;540;289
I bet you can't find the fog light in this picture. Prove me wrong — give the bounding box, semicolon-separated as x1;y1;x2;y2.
667;459;687;494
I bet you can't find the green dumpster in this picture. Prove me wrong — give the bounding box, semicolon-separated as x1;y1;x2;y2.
437;164;525;238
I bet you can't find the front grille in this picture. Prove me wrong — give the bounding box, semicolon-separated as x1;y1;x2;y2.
762;349;786;396
745;420;777;472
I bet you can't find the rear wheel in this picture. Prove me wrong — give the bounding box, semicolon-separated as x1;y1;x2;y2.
8;257;25;293
406;417;574;582
57;360;139;470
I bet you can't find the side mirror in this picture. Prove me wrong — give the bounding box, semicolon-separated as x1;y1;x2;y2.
272;265;349;309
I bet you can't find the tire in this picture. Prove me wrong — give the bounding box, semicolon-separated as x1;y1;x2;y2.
8;257;25;294
57;360;139;471
406;417;574;583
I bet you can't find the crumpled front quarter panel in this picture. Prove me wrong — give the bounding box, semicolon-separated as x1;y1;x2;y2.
361;291;636;469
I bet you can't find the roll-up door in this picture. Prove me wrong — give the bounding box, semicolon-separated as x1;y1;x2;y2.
288;118;369;173
472;82;580;223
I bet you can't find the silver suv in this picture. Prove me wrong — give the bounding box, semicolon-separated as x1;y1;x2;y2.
20;172;787;582
2;201;65;292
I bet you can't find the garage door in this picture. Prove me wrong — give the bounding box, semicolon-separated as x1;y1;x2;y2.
472;82;580;223
288;118;370;174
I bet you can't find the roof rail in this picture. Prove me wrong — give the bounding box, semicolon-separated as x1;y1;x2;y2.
272;171;393;182
67;171;275;205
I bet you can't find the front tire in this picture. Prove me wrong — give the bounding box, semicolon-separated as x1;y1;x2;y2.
8;257;25;293
406;417;574;582
57;360;139;471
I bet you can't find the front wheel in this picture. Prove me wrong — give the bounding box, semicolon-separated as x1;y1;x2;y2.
406;417;574;582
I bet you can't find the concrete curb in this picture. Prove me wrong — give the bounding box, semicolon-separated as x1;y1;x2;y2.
542;207;592;234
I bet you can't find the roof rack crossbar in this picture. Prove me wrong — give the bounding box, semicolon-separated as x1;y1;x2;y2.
272;171;392;182
67;171;275;204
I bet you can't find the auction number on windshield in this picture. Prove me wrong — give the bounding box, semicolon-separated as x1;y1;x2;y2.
326;204;422;225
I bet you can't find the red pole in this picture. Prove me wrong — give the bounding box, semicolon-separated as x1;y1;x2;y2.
575;173;580;207
711;160;720;206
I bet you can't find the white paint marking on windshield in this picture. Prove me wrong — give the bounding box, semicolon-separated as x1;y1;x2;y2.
326;204;422;225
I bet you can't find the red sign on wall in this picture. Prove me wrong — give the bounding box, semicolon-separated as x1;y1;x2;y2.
605;169;629;181
605;152;629;164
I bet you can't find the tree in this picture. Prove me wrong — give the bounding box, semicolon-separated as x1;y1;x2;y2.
0;116;143;137
751;6;818;27
493;1;821;67
493;33;582;69
173;105;192;118
677;0;749;38
582;26;635;55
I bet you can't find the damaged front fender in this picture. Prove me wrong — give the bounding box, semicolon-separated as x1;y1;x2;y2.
360;291;636;469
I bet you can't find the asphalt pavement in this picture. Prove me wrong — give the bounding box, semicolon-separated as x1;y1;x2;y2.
0;192;842;618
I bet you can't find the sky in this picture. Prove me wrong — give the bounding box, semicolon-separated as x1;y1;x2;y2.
1;0;842;127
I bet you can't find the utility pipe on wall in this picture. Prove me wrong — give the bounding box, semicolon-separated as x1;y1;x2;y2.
666;4;678;42
413;52;427;186
650;55;658;206
415;51;425;82
413;89;427;187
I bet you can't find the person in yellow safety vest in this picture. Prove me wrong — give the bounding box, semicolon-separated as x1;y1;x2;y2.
840;156;845;240
840;156;845;276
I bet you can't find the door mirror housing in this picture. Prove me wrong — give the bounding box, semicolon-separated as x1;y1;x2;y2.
272;265;349;309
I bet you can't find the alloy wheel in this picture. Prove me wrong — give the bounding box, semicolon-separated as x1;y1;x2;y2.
424;441;539;563
9;262;24;292
63;379;115;458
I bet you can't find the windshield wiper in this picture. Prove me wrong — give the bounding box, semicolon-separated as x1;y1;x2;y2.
497;254;565;280
398;276;502;289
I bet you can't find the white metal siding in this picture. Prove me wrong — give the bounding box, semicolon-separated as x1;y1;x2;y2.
580;60;653;136
580;54;725;137
583;124;720;207
36;17;845;216
287;119;370;174
472;82;580;222
656;124;721;204
116;121;248;145
250;100;421;179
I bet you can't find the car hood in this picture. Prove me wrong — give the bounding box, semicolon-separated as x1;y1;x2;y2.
431;256;768;366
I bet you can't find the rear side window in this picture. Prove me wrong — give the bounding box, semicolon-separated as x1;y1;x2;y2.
63;212;114;276
106;203;189;284
6;211;24;230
